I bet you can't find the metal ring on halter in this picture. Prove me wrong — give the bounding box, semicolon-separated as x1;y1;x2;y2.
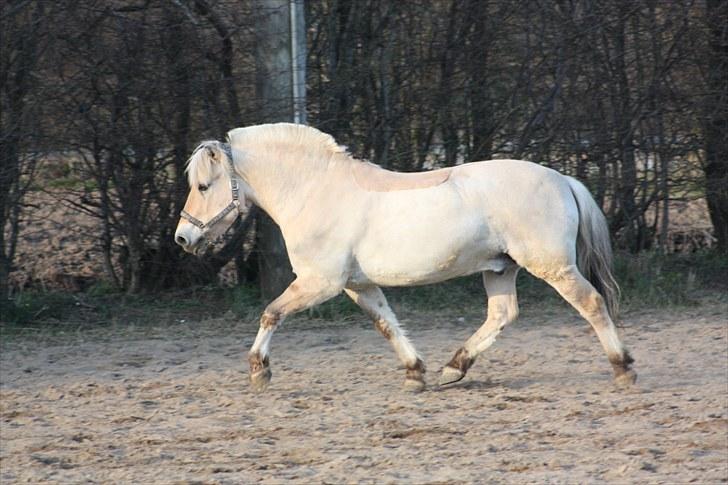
180;143;243;232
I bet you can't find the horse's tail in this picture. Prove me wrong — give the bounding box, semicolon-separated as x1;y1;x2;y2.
566;176;620;318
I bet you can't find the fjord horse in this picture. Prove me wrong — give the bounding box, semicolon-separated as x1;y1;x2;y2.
175;123;636;392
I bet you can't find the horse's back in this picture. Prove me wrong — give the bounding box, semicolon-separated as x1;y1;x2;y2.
352;162;453;192
452;159;566;188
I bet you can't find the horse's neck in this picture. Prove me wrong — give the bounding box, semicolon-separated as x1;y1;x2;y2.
241;148;337;226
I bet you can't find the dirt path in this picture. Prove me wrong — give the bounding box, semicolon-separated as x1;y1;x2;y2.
1;301;727;484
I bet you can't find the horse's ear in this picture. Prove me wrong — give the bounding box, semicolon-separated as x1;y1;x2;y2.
206;146;216;160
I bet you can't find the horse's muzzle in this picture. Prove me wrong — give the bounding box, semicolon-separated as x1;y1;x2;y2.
175;234;189;247
175;226;205;255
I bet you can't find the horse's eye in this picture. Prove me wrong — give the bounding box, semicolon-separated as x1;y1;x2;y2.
198;184;209;192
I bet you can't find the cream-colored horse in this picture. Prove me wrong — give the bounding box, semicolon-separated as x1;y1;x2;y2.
175;123;636;392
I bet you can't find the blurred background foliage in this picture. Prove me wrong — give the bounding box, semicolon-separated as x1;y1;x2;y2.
1;0;726;320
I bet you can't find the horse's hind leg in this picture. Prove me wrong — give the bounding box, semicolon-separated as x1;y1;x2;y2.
539;265;636;387
345;286;425;391
439;267;520;386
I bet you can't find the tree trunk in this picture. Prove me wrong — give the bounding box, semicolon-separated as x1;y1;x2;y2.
0;1;43;301
705;0;728;253
252;0;297;299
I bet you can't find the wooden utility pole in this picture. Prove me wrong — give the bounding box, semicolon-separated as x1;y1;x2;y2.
253;0;306;299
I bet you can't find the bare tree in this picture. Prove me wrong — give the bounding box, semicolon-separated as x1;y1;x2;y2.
5;0;723;299
50;0;259;292
0;1;49;301
704;0;728;252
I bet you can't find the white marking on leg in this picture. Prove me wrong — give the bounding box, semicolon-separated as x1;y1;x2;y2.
599;322;625;357
249;314;286;358
386;318;421;367
250;327;272;357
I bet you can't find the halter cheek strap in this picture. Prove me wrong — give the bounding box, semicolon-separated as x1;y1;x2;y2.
180;144;244;232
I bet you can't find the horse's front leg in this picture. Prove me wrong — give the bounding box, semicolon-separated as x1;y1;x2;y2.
248;278;341;392
345;286;425;391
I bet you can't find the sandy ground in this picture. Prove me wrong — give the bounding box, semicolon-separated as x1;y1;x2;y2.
1;300;727;484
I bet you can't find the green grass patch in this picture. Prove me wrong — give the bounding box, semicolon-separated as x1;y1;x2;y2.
2;251;725;342
39;174;97;191
305;293;361;320
614;250;727;309
385;275;485;312
227;284;265;321
1;286;229;331
1;291;80;325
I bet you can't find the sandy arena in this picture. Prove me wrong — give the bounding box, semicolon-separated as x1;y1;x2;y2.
1;300;727;483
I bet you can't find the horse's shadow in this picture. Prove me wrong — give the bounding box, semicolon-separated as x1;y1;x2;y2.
430;377;502;392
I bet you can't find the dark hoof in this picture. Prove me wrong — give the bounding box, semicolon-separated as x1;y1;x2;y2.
438;366;465;386
404;378;426;392
614;369;637;389
250;367;272;392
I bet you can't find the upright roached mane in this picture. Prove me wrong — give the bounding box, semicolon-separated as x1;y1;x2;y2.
175;123;636;393
228;123;349;158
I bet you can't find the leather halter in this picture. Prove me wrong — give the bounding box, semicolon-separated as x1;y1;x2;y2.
180;144;243;232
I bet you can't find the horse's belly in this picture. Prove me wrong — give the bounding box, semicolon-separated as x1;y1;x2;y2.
352;217;504;287
357;256;508;287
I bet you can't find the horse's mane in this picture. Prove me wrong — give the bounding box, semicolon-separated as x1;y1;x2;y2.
227;123;349;159
186;124;350;187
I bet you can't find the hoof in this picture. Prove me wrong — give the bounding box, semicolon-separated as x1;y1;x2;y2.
438;366;465;386
250;367;272;392
614;369;637;389
404;378;426;393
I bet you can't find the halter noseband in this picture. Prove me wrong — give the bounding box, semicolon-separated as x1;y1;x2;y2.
180;143;244;232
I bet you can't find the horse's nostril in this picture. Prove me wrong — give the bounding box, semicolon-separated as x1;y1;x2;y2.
175;235;188;247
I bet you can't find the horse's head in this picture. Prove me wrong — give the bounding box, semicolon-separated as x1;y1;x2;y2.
174;141;244;255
